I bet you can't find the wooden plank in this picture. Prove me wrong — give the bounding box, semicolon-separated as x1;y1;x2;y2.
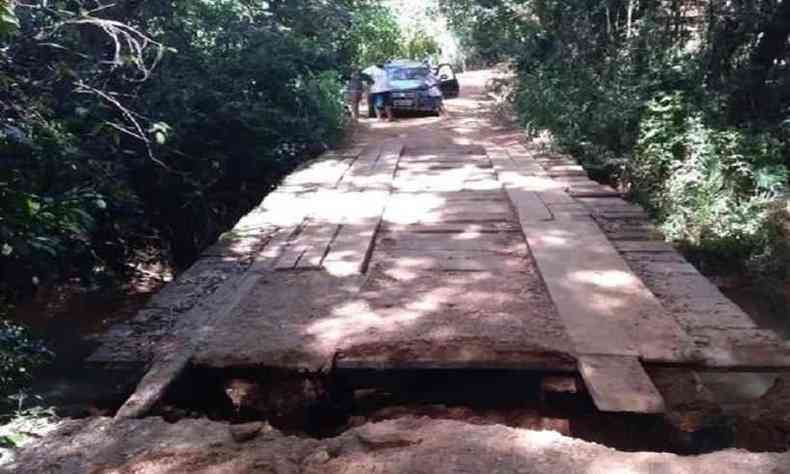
193;272;367;370
576;197;645;211
280;153;355;188
537;189;576;204
549;169;588;178
384;222;520;234
505;189;552;223
547;202;591;220
373;250;527;273
339;144;384;188
385;200;511;217
386;211;514;225
578;355;666;413
234;187;318;229
547;165;585;174
613;241;676;253
522;217;692;361
323;220;380;276
335;352;577;371
201;226;275;259
296;225;340;269
113;226;296;419
377;231;523;253
334;267;576;370
275;224;338;271
569;190;624;198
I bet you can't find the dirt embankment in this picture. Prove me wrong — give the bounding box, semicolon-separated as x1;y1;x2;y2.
6;416;790;474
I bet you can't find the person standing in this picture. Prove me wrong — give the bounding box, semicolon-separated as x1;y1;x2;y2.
362;64;393;121
344;71;366;121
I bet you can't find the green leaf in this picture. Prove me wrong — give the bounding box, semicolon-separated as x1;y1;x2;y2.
0;1;19;37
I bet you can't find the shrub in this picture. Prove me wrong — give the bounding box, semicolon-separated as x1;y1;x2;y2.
632;93;788;261
0;304;52;400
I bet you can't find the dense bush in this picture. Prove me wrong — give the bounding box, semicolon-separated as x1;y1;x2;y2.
0;298;52;400
632;93;788;262
0;0;378;295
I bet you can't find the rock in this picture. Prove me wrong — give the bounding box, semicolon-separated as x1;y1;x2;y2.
229;421;265;443
303;448;331;466
224;376;328;418
225;379;264;413
540;375;580;396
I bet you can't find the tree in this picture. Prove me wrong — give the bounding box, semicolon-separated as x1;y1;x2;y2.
347;3;405;66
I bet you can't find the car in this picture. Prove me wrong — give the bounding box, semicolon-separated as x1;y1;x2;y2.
367;60;447;118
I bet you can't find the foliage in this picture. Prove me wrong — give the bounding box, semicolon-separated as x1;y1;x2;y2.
346;3;443;67
0;406;58;451
404;30;441;62
0;0;385;292
0;310;52;398
347;4;405;66
633;93;787;259
0;0;17;37
439;0;538;66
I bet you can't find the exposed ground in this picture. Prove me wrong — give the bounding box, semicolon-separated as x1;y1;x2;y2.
5;70;790;473
7;416;790;474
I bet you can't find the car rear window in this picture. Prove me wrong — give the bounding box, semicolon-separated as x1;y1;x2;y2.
389;68;430;81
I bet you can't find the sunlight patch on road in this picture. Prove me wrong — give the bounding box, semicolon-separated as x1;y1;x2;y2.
570;270;636;289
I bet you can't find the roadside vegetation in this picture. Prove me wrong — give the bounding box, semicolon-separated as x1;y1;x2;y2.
441;0;789;315
0;0;446;418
